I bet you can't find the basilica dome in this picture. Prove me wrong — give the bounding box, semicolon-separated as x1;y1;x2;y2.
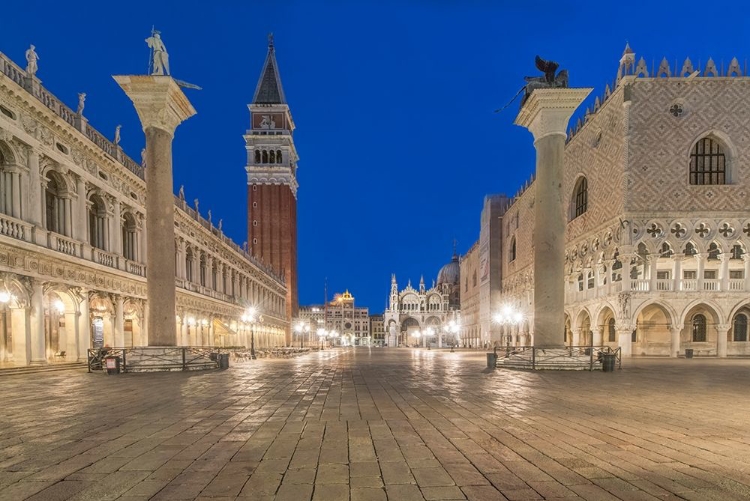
436;253;460;286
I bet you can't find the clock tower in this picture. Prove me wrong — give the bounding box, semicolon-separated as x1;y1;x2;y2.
245;35;299;339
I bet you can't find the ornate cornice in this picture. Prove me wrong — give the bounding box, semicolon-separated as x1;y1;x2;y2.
515;88;593;142
113;76;196;136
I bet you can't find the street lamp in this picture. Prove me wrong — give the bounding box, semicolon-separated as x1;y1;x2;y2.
295;321;310;349
242;307;263;359
329;330;339;347
444;320;460;352
493;304;524;351
425;327;435;350
413;329;421;348
317;327;327;350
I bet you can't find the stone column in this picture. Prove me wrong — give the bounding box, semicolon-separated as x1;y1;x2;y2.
571;328;580;347
648;256;658;292
114;295;124;347
744;255;750;292
64;310;79;362
29;280;46;364
77;295;90;361
74;175;87;243
717;324;729;358
670;325;681;358
514;88;591;347
617;327;632;358
27;149;43;231
719;254;730;291
114;75;196;346
141;301;149;345
672;256;682;292
695;253;705;291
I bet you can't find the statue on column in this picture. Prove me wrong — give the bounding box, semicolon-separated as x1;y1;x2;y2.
114;125;122;146
140;148;146;168
521;56;568;106
145;29;170;76
77;92;86;115
25;45;39;76
495;55;569;113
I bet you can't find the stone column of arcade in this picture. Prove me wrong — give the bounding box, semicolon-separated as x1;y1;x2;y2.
515;88;591;347
114;75;196;346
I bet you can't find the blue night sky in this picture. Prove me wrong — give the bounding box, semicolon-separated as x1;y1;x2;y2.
3;1;750;312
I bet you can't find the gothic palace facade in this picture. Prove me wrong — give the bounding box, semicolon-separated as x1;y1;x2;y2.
475;46;750;357
0;48;288;366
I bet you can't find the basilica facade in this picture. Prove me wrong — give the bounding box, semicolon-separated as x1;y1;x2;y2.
482;46;750;357
384;253;461;347
0;47;288;366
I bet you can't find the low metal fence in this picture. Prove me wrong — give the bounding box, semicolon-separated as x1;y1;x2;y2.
500;345;622;371
87;346;228;373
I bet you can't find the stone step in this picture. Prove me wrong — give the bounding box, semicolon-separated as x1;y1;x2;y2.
0;362;86;376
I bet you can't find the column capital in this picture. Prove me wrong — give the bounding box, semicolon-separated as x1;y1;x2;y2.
113;75;196;136
514;88;593;142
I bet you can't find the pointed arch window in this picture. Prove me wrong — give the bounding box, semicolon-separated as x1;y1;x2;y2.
608;318;616;342
692;314;707;342
733;314;748;342
509;237;516;262
254;150;261;163
571;177;588;220
276;150;282;163
690;137;726;185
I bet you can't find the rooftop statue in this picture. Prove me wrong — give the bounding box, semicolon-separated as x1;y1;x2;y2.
521;56;568;106
25;45;39;76
146;29;170;76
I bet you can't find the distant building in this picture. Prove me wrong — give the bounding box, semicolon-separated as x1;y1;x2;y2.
384;251;461;347
369;314;385;346
459;242;481;347
300;290;370;346
460;195;509;348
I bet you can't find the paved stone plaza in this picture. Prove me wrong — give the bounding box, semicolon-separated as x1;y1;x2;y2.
1;349;750;501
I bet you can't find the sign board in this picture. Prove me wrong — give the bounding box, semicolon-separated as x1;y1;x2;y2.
105;358;117;369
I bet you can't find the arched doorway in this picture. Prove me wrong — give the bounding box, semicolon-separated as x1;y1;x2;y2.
401;317;420;347
596;305;617;347
681;303;721;356
634;303;674;356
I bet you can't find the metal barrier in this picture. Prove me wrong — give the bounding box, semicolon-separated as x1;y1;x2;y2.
499;345;622;371
87;346;227;373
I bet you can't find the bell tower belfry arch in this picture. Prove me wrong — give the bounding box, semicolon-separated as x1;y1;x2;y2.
245;34;299;339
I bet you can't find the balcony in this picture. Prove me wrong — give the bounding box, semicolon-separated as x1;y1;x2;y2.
568;275;748;302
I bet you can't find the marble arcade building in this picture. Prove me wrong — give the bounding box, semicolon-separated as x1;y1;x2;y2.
476;46;750;357
0;47;288;366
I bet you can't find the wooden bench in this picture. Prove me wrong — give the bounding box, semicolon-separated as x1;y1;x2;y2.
53;351;66;360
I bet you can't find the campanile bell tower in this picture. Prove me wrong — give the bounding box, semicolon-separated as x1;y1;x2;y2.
245;35;299;338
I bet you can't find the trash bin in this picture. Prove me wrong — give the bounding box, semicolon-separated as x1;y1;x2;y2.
486;352;497;369
601;353;616;372
105;356;121;375
218;353;229;370
685;348;694;359
209;352;218;361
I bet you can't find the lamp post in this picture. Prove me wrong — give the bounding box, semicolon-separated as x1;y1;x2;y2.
425;327;435;350
413;329;421;348
317;327;327;350
242;307;262;360
444;320;460;352
295;321;309;349
329;330;339;348
493;305;524;355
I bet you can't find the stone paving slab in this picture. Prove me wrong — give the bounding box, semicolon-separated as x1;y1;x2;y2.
2;350;750;500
